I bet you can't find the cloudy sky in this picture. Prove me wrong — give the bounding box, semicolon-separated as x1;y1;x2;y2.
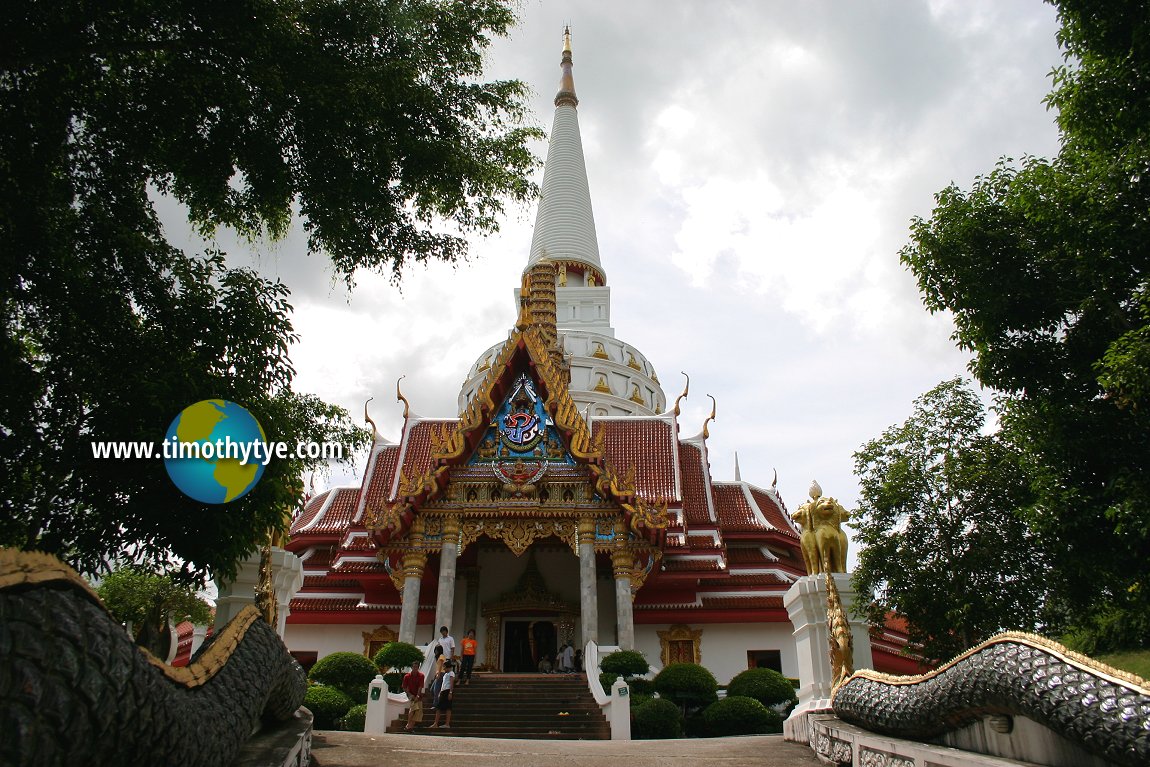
170;1;1065;542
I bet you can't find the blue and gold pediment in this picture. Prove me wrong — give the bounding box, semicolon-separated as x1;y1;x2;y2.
470;373;574;468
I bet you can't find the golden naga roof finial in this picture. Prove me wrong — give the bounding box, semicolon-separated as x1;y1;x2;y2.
671;372;689;416
772;468;778;490
396;375;410;420
364;397;378;441
702;394;716;439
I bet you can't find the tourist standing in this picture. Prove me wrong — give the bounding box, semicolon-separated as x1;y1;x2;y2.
429;660;456;728
460;628;478;685
559;642;575;673
437;625;456;661
401;661;425;731
428;645;446;709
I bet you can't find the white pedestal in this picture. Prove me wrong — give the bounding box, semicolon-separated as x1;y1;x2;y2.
214;547;303;636
783;572;873;735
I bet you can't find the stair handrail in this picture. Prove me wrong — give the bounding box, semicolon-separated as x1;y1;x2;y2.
584;639;615;706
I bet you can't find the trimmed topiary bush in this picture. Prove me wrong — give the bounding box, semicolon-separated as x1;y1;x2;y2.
383;671;404;694
727;668;798;712
373;641;426;672
653;663;719;711
339;703;367;732
600;671;619;690
627;677;655;696
308;651;379;704
633;697;682;739
600;649;650;679
304;684;355;730
703;695;781;736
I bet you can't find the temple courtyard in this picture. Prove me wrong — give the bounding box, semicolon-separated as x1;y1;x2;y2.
304;732;824;767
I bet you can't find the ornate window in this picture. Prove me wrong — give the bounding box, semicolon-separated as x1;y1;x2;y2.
362;625;398;660
657;624;702;666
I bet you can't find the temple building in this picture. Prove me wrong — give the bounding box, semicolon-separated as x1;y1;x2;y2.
283;30;915;684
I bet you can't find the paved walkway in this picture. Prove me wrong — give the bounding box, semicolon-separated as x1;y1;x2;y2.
310;732;824;767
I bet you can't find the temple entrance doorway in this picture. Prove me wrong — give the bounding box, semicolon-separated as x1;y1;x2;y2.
502;618;558;671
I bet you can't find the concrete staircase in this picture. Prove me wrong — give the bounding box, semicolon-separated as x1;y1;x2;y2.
387;673;610;740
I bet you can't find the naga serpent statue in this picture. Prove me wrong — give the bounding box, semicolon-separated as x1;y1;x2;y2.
832;631;1150;767
0;548;307;767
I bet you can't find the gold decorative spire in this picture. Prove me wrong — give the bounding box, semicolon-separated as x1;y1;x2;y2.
671;372;689;416
702;394;717;439
556;25;578;107
364;397;378;441
396;375;410;420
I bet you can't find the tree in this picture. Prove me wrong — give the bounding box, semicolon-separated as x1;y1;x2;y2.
899;2;1150;642
0;1;540;582
97;567;213;658
852;379;1048;662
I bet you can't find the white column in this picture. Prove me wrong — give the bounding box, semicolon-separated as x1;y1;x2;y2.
579;516;599;644
612;539;634;651
782;572;873;739
213;549;262;630
270;547;303;637
399;519;426;644
433;516;460;638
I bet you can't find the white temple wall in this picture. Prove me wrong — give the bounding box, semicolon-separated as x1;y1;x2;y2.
285;623;379;660
634;622;799;685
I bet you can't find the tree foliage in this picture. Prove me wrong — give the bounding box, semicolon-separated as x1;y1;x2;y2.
726;668;797;711
308;651;379;704
97;567;213;657
372;641;425;672
0;1;539;582
652;663;719;713
852;379;1048;662
899;1;1150;640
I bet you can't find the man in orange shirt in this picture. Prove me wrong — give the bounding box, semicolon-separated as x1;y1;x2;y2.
460;628;478;685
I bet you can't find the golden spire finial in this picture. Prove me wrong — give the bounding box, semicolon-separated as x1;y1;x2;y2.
671;372;689;417
702;394;716;439
364;397;378;440
396;375;410;420
555;25;578;107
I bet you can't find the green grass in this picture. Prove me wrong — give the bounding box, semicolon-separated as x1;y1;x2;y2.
1095;649;1150;680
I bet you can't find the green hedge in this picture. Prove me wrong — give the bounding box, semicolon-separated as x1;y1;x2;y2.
600;649;650;679
703;695;782;736
633;697;682;739
339;703;367;732
727;668;798;711
373;641;426;672
304;684;354;730
308;651;379;704
653;663;719;711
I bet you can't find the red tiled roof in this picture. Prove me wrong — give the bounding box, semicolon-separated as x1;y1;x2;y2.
302;576;361;590
341;529;378;552
700;595;784;610
699;573;792;587
356;443;400;515
748;486;800;539
595;417;678;502
299;546;335;569
713;483;767;532
685;534;723;550
678;441;714;526
289;597;362;612
394;419;455;496
661;557;723;572
725;547;775;565
308;487;358;534
291;490;332;535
